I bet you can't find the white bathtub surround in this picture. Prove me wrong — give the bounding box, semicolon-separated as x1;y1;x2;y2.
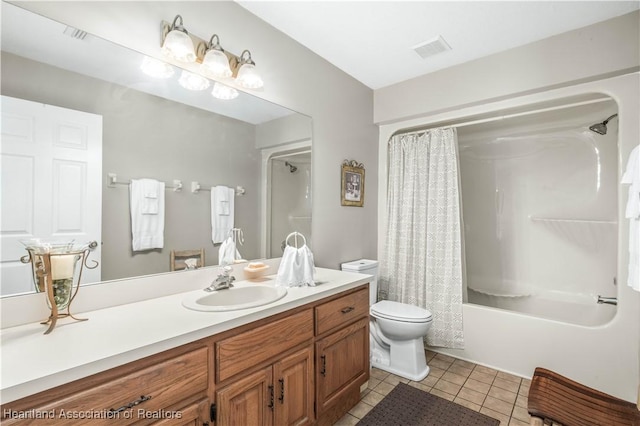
377;74;640;403
129;178;165;251
380;127;464;349
621;144;639;291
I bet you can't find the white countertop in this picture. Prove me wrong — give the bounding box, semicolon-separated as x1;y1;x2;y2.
0;268;371;404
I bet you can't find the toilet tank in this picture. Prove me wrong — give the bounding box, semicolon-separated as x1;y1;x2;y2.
340;259;378;305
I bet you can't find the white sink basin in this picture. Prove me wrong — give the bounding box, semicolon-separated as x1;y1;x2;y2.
182;285;287;312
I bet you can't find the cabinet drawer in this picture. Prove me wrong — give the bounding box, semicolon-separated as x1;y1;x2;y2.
315;287;369;336
6;347;209;425
217;309;313;382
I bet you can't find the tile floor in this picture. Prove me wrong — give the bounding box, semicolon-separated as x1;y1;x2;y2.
335;351;532;426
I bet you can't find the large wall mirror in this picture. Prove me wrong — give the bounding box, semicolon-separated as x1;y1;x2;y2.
0;2;313;297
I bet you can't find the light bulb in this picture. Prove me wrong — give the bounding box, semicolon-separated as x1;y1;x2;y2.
202;49;232;79
140;56;175;79
178;70;210;91
211;82;239;100
162;29;196;62
235;62;263;89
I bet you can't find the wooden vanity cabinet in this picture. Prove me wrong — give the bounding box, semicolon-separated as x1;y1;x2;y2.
1;284;370;426
0;342;212;426
314;287;370;425
214;284;370;426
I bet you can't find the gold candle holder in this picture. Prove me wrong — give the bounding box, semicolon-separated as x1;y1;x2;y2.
20;239;99;334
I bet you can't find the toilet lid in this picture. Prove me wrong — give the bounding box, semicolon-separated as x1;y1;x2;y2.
370;300;432;323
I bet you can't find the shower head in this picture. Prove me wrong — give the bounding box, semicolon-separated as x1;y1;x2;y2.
285;161;297;173
589;114;618;135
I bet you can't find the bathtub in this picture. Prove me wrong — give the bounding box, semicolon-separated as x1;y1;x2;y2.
467;288;616;327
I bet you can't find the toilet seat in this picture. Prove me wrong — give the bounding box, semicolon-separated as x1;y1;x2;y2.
371;300;432;323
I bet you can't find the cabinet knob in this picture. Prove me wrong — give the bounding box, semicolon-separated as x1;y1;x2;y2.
279;378;285;403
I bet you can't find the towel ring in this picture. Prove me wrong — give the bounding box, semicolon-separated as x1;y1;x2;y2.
285;231;306;248
228;228;244;245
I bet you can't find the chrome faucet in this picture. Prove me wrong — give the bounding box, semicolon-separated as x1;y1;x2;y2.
205;267;236;292
597;295;617;306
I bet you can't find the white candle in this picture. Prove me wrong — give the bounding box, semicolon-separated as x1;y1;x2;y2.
51;254;76;280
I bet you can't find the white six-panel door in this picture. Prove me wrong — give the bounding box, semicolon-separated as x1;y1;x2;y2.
1;96;102;296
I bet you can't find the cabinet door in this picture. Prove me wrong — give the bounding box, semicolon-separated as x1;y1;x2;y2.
316;318;369;414
273;346;314;426
216;367;273;426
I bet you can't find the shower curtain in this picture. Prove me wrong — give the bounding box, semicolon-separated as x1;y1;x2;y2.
380;127;464;348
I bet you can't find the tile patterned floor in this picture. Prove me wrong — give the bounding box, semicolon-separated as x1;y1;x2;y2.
335;351;532;426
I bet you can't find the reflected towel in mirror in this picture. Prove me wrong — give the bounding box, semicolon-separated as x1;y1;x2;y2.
130;179;165;251
211;186;235;244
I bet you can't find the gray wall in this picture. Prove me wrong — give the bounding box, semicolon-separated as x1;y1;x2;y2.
374;11;640;124
2;52;262;280
256;114;312;149
18;1;379;269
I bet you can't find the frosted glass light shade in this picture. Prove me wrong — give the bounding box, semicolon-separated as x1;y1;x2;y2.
140;57;175;79
202;49;232;79
162;30;196;62
235;63;263;89
211;82;239;100
178;70;210;91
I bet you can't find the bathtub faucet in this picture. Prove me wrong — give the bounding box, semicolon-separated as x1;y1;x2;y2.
597;295;617;306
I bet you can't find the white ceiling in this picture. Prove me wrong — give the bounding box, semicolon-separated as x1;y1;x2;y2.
238;1;640;90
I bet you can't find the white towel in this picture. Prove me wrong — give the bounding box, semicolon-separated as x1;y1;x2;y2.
276;244;315;287
211;186;235;244
216;186;231;216
130;179;165;251
141;179;159;214
621;145;640;291
218;236;242;266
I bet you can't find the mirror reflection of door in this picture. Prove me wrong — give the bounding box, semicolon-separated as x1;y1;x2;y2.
0;96;102;296
268;150;312;257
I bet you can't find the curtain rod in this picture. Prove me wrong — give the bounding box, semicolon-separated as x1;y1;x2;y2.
391;97;613;139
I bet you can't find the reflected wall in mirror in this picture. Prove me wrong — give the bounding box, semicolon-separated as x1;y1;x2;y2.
0;2;312;297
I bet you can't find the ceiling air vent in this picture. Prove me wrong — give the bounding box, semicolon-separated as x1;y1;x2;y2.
63;26;88;40
412;35;451;59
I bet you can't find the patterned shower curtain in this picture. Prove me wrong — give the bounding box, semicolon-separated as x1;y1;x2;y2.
379;127;464;348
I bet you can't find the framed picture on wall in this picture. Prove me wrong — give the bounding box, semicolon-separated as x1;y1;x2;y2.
341;160;365;207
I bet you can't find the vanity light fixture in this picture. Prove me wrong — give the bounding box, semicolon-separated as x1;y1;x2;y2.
161;15;196;63
161;16;264;91
140;56;175;79
202;34;233;79
211;82;239;100
178;70;210;91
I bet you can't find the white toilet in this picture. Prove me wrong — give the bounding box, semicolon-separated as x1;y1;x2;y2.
341;259;432;381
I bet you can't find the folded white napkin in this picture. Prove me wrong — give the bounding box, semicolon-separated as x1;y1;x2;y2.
276;244;315;288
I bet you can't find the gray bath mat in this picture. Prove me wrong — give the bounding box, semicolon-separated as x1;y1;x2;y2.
356;383;500;426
